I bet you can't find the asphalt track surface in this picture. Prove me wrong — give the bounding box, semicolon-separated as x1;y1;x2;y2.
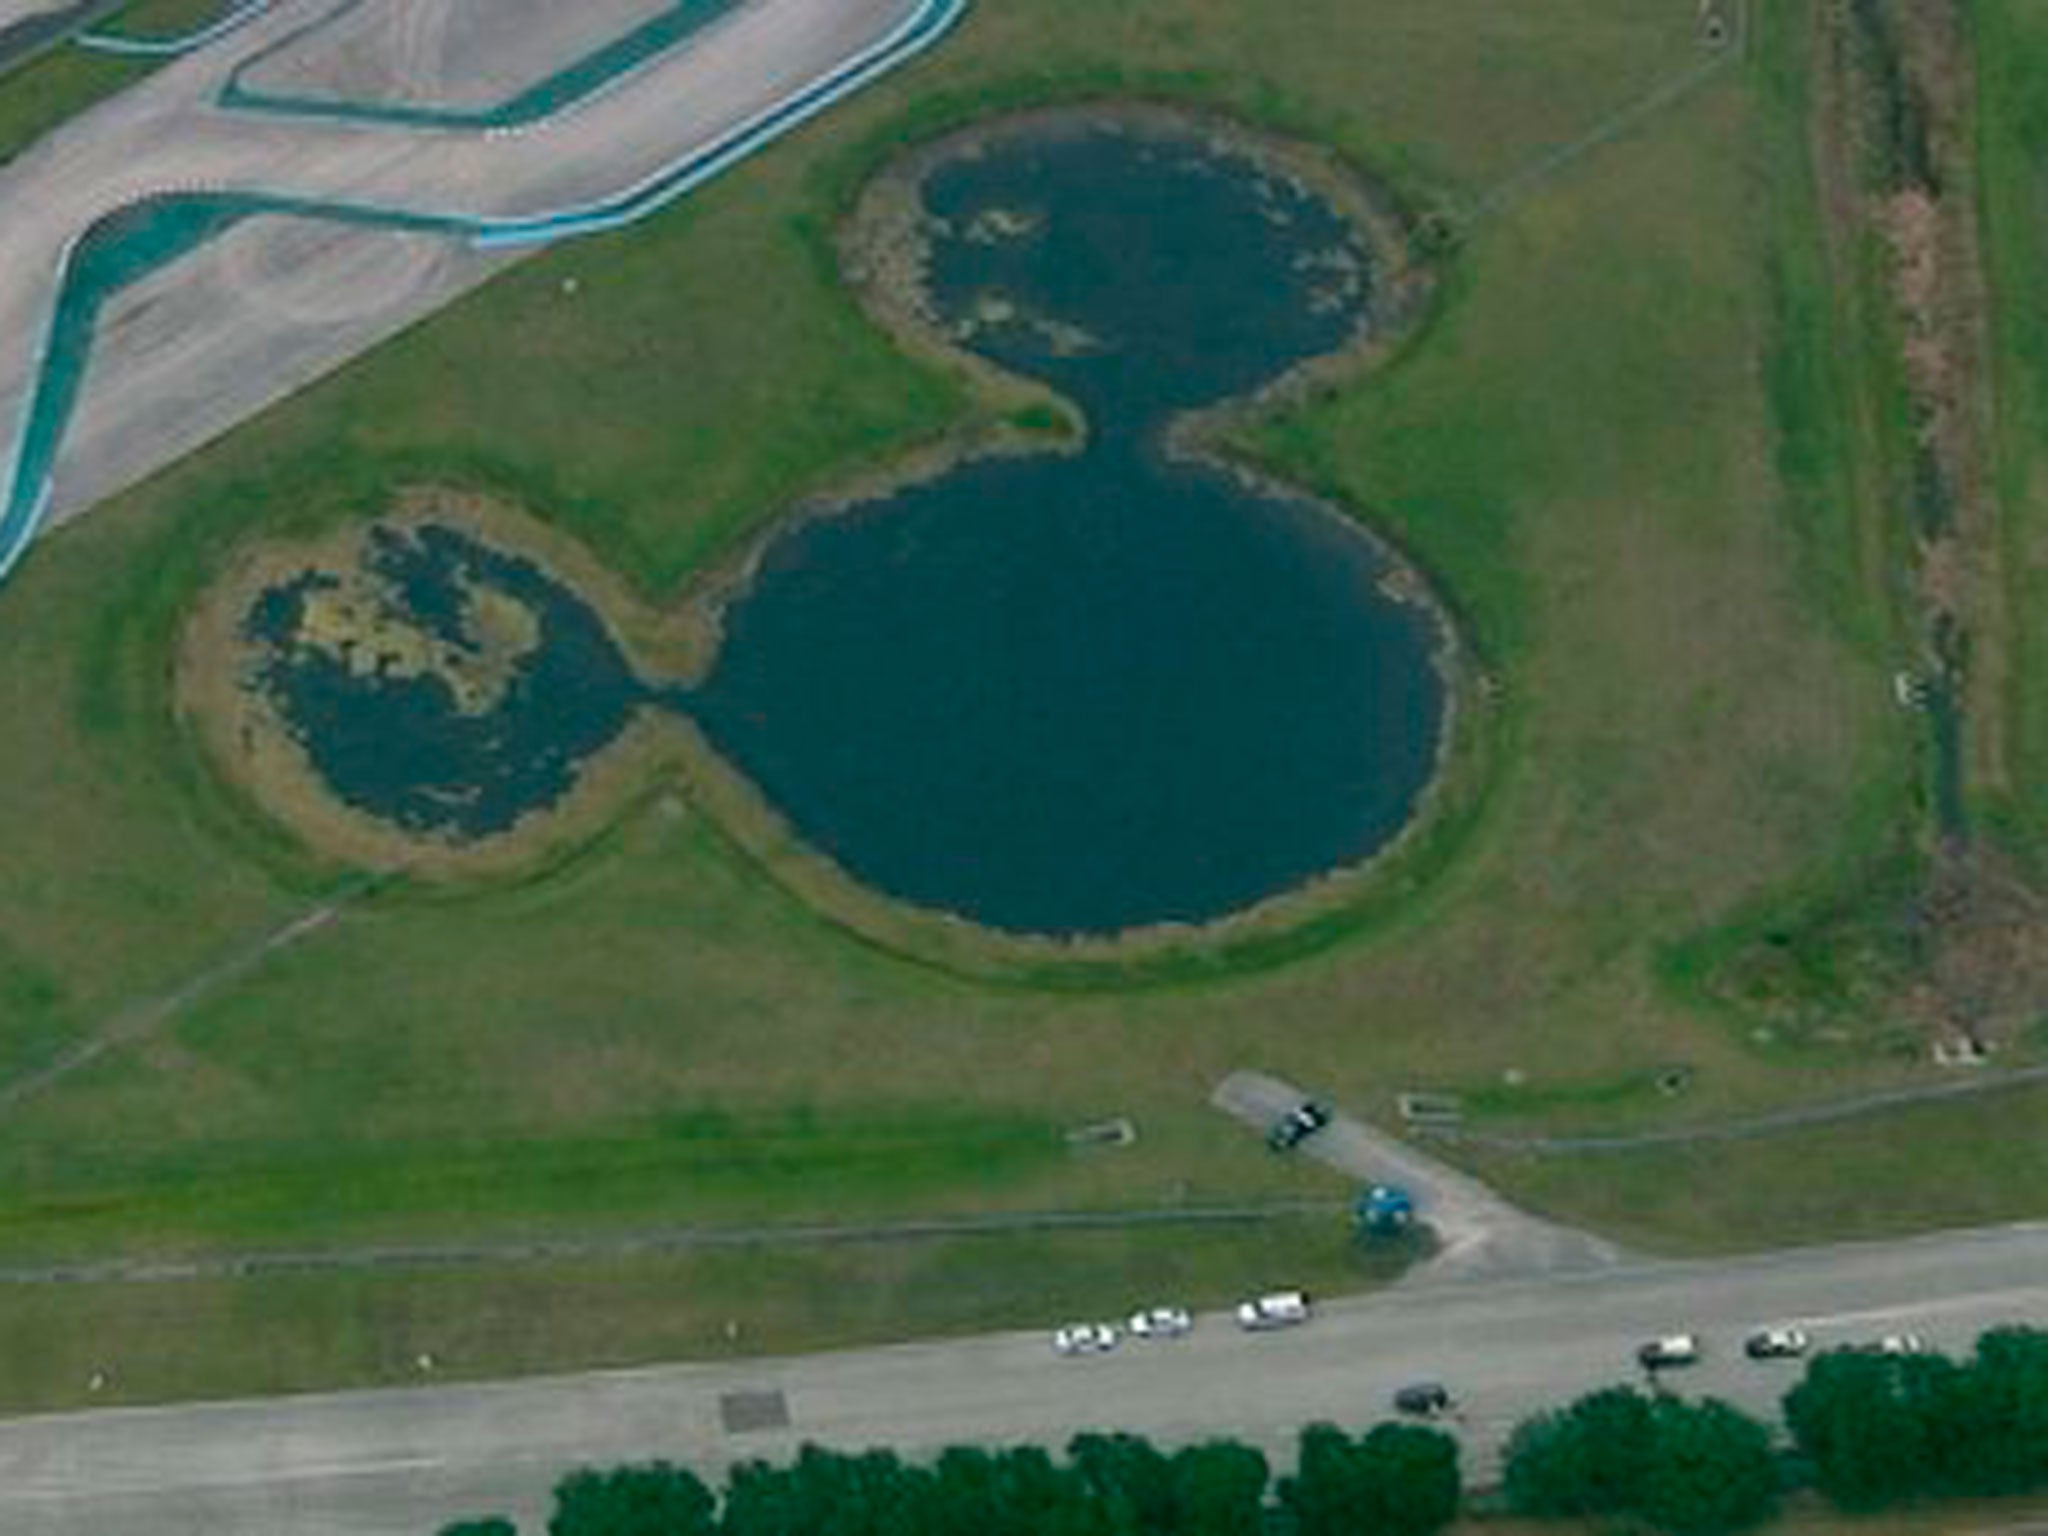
0;0;964;581
2;1222;2046;1533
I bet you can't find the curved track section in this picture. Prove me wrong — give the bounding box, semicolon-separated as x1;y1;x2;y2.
0;0;969;585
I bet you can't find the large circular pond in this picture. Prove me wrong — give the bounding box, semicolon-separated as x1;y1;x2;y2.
687;119;1449;935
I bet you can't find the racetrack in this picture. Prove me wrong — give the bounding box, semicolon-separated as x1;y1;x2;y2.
0;0;965;581
4;1221;2046;1534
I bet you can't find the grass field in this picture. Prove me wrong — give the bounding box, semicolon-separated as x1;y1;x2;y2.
0;1214;1413;1413
0;0;2009;1405
1979;0;2048;864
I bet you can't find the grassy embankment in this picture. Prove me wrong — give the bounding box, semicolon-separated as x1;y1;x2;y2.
0;0;1979;1407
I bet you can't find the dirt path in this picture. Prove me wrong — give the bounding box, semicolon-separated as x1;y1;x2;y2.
0;875;382;1119
1212;1071;1627;1281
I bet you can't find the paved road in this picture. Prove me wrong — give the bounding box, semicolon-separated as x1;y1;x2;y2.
4;1222;2048;1534
0;0;960;577
1214;1071;1627;1279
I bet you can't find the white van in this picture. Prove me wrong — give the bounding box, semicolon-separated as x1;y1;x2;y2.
1235;1290;1311;1331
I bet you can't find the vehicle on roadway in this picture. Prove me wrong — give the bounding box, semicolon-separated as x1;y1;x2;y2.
1638;1333;1702;1369
1052;1323;1119;1357
1744;1326;1810;1360
1127;1306;1193;1340
1266;1101;1331;1152
1393;1382;1454;1417
1236;1290;1311;1331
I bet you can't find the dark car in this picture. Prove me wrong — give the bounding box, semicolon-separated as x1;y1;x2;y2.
1393;1382;1453;1417
1265;1101;1331;1151
1743;1327;1809;1360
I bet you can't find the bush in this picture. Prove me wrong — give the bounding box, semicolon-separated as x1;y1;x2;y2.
548;1463;718;1536
1786;1330;2048;1509
1278;1421;1459;1536
1504;1388;1777;1535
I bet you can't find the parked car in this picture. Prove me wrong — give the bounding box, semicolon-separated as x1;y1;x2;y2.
1052;1323;1118;1357
1266;1101;1331;1152
1871;1333;1929;1356
1393;1382;1454;1417
1744;1326;1810;1360
1127;1306;1193;1340
1638;1333;1702;1369
1236;1290;1311;1331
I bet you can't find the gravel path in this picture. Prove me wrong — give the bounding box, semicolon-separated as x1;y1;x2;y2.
1212;1071;1627;1281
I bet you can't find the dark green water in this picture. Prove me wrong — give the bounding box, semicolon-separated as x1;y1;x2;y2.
246;524;647;839
689;123;1448;935
240;121;1450;935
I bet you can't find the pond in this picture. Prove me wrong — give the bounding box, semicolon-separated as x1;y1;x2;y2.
243;521;648;839
686;118;1449;935
222;114;1453;938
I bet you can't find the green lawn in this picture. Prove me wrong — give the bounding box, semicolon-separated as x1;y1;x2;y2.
1978;0;2048;863
0;0;1973;1404
0;1215;1402;1414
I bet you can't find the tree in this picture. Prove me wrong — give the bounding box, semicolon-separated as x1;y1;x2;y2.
1635;1396;1780;1536
548;1463;717;1536
1351;1422;1460;1536
1169;1440;1269;1536
919;1444;1106;1536
1785;1350;1934;1510
1965;1327;2048;1494
1278;1422;1459;1536
1069;1432;1176;1535
1502;1386;1656;1518
721;1445;918;1536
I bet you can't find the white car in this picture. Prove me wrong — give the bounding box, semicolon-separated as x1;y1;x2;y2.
1873;1333;1929;1356
1051;1322;1118;1357
1235;1290;1311;1331
1127;1306;1193;1340
1638;1333;1701;1369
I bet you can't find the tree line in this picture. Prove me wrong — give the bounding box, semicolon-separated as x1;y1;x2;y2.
441;1424;1457;1536
441;1326;2048;1536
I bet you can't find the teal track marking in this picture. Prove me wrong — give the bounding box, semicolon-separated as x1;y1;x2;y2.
77;0;277;57
0;0;969;587
220;0;743;130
